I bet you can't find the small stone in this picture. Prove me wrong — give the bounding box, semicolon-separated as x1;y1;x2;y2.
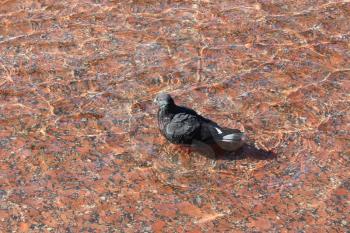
0;190;7;200
194;196;202;206
152;220;166;233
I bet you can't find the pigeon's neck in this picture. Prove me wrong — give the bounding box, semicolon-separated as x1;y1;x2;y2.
160;103;176;113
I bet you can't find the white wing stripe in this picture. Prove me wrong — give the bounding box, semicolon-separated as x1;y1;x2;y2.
215;127;223;134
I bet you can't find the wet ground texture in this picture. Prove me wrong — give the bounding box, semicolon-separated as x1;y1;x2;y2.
0;0;349;232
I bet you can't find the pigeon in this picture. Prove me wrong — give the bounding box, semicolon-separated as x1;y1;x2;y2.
154;93;245;152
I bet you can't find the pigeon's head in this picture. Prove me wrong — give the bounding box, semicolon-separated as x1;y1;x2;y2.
154;93;174;107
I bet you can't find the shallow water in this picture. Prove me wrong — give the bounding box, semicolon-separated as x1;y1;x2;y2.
0;0;349;232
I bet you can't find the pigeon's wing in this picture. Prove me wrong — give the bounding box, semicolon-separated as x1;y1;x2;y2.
166;113;200;143
177;105;198;116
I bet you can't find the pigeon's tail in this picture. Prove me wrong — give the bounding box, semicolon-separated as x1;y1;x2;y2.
207;125;245;151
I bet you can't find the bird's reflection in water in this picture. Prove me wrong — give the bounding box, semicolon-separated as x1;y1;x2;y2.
183;140;276;161
154;140;276;189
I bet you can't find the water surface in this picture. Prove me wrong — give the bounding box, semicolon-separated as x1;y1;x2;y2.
0;0;349;232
